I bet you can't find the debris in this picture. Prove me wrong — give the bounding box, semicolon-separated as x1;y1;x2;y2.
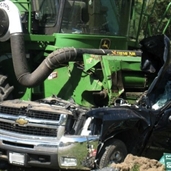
110;154;165;171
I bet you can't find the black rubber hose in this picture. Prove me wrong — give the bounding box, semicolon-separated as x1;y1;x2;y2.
10;33;111;88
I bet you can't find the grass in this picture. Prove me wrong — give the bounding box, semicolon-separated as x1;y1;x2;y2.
131;164;140;171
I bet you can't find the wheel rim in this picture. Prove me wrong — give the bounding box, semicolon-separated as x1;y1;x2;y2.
110;151;123;164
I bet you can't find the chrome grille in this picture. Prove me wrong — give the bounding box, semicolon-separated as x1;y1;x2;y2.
0;106;60;120
0;100;70;138
0;121;57;137
0;106;25;115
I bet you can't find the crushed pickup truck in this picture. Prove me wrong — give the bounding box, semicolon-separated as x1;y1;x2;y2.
0;34;170;171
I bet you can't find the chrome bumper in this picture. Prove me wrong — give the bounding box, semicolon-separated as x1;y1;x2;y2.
0;132;58;169
0;132;99;170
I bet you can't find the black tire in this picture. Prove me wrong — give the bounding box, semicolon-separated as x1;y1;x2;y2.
0;74;14;101
98;139;127;168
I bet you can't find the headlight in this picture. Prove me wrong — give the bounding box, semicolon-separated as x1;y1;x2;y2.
60;157;77;166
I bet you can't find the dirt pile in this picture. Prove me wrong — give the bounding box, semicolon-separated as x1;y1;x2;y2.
110;154;165;171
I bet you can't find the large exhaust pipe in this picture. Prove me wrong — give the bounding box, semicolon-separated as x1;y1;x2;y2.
10;32;112;87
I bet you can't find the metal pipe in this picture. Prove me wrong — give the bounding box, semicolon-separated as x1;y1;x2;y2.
10;32;111;87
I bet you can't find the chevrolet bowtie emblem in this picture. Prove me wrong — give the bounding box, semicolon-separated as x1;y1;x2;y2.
15;117;29;126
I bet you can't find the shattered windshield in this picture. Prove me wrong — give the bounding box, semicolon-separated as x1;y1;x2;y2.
152;81;171;110
61;0;132;36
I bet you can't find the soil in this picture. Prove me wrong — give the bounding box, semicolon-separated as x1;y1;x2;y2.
110;154;165;171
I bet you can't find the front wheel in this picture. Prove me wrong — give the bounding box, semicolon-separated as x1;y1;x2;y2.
98;139;127;168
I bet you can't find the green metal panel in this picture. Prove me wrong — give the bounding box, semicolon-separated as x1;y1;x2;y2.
54;34;128;50
43;60;103;107
101;55;142;105
83;54;101;71
42;54;145;107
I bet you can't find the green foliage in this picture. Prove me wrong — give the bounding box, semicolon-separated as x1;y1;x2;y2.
139;0;171;38
129;0;171;44
131;164;140;171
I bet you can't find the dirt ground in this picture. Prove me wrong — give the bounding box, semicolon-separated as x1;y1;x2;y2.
110;154;166;171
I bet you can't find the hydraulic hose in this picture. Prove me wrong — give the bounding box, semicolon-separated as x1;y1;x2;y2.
10;33;111;87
